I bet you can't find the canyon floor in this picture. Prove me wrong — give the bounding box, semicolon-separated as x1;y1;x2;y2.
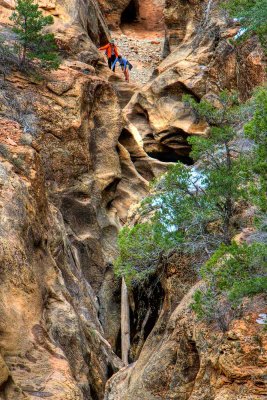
111;23;165;85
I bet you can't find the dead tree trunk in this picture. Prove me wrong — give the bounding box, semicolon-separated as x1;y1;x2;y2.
121;277;130;365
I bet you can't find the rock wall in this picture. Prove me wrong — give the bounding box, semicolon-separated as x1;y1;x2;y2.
105;283;267;399
103;0;267;399
122;0;265;164
98;0;165;30
0;68;125;399
98;0;130;29
0;1;162;398
0;0;266;399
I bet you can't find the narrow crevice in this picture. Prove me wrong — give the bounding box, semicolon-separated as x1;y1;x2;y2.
115;327;122;359
129;275;165;361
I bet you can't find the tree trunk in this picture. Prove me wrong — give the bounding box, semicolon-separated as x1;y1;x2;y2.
121;277;130;365
20;43;26;66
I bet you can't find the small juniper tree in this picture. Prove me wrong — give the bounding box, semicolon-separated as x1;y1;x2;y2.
115;90;265;282
192;241;267;327
182;91;247;245
244;86;267;210
10;0;60;69
115;88;267;327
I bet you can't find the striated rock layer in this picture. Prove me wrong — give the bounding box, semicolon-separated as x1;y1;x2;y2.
0;1;162;398
123;0;265;164
104;0;266;399
0;0;266;399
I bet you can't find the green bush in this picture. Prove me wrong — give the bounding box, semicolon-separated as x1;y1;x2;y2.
116;90;264;283
115;89;267;317
223;0;267;48
244;87;267;211
0;144;11;160
114;223;162;284
192;242;267;320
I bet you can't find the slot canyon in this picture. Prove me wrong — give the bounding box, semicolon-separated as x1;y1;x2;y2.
0;0;266;399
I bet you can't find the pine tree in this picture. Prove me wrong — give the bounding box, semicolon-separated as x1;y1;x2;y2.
10;0;60;69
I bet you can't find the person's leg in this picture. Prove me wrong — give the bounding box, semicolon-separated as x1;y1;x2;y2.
108;57;112;69
110;55;116;71
124;67;129;82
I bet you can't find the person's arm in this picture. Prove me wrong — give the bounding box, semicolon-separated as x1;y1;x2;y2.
111;58;118;71
99;44;109;51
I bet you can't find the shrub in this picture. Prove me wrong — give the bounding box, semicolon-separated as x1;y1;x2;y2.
114;223;162;284
223;0;267;48
192;242;267;321
10;0;60;69
115;88;267;302
115;91;259;282
244;87;267;211
0;144;11;160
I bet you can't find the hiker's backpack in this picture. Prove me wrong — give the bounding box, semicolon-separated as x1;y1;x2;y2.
127;62;133;71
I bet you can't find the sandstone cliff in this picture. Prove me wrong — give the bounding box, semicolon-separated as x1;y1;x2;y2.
0;1;155;397
0;0;266;399
105;257;267;400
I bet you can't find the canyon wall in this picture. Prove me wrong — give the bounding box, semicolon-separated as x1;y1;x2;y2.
105;255;267;400
0;1;160;398
102;0;267;399
122;0;265;164
0;0;266;399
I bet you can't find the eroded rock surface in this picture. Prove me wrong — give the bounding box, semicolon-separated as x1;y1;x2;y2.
105;285;267;400
0;1;157;396
104;0;266;399
123;0;265;164
0;67;126;399
0;0;266;398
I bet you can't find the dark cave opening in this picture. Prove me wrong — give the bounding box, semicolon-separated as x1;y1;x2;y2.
121;0;139;25
147;150;194;165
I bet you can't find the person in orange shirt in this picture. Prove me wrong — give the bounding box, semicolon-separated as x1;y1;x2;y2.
99;39;119;71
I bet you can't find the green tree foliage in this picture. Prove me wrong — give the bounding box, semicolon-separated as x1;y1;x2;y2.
192;242;267;321
117;91;253;277
10;0;60;69
245;87;267;172
115;88;267;317
244;87;267;210
114;224;162;284
223;0;267;47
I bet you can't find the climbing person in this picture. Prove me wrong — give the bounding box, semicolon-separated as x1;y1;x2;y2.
98;39;119;71
111;55;132;83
